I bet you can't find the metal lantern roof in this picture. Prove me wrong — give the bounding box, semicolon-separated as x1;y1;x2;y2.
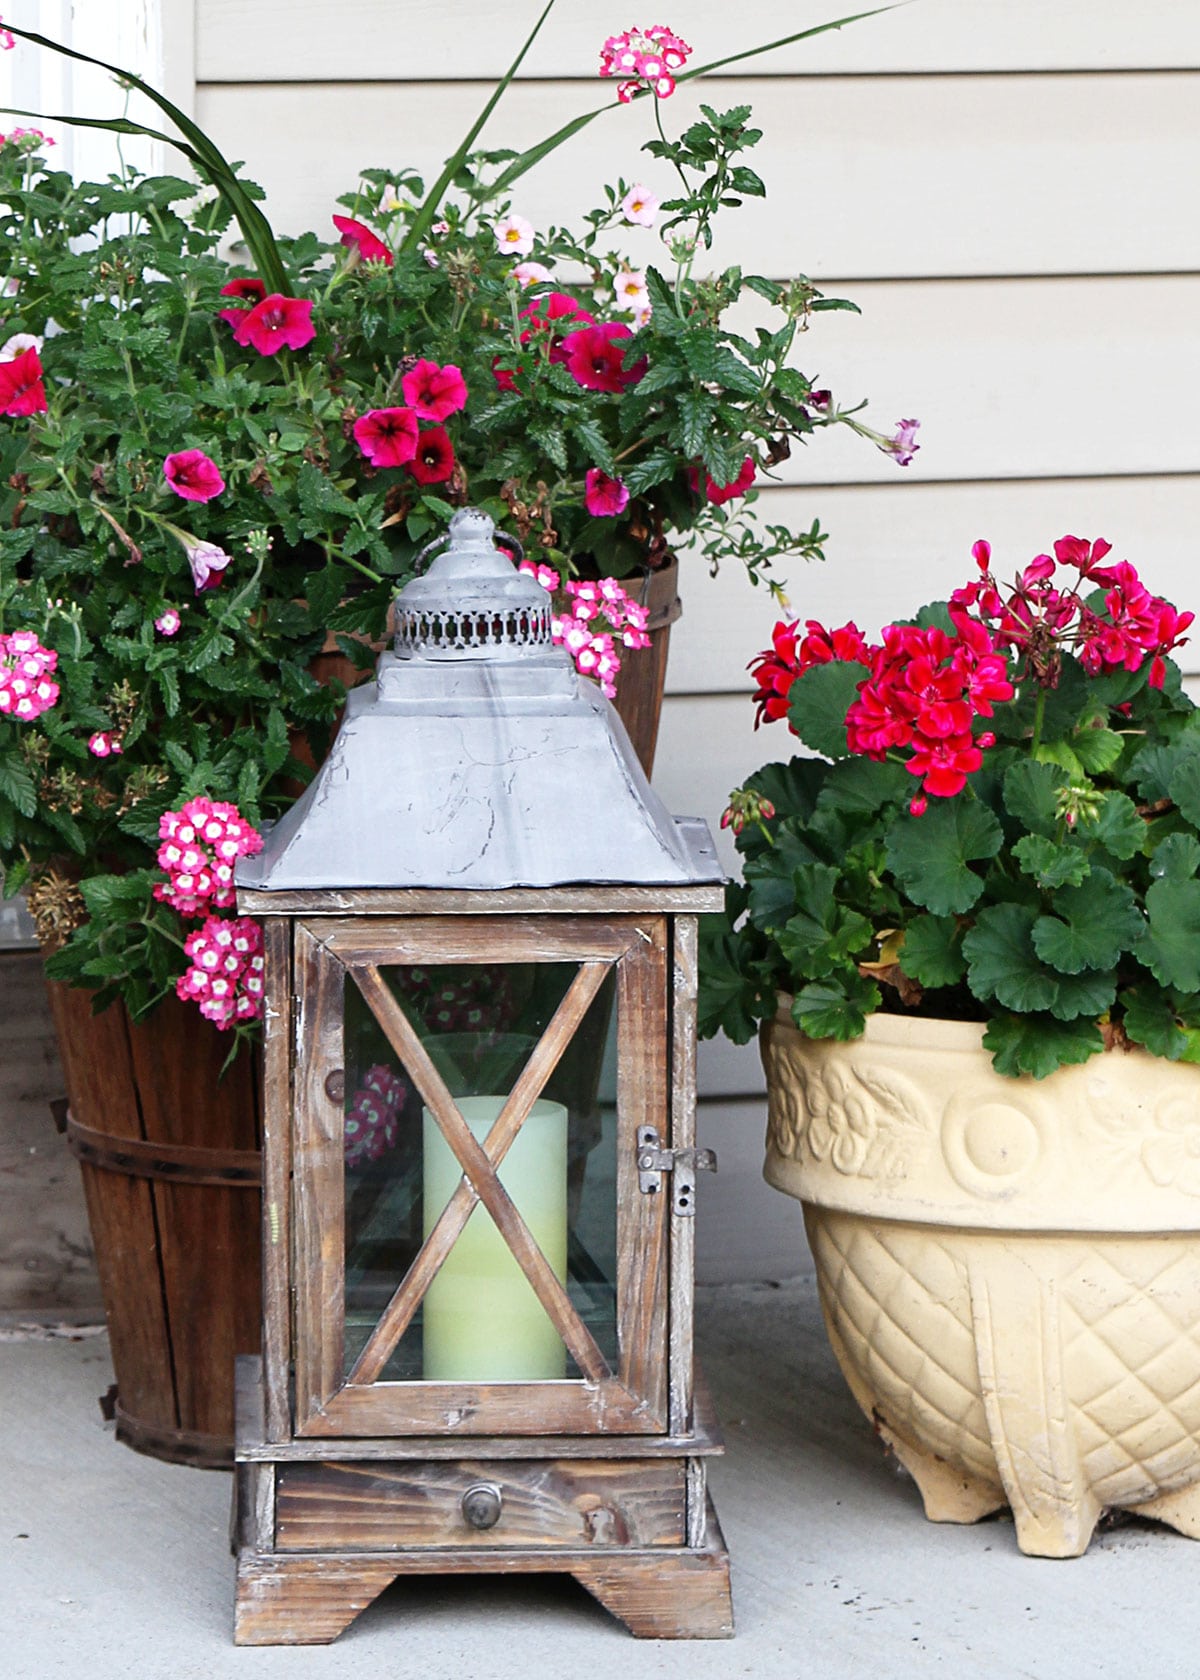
237;510;722;893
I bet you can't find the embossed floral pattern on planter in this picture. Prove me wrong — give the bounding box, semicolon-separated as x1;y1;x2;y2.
763;1006;1200;1557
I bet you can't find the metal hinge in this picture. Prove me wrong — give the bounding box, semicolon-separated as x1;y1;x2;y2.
636;1126;717;1217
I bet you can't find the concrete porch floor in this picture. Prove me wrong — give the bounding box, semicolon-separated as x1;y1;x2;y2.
2;1272;1194;1680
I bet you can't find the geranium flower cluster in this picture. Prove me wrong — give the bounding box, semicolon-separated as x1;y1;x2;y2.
599;24;692;100
153;797;264;916
343;1064;407;1168
750;618;870;725
956;535;1193;690
175;915;264;1029
0;629;58;720
520;561;651;698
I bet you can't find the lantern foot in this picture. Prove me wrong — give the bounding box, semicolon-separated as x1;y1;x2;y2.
572;1497;733;1638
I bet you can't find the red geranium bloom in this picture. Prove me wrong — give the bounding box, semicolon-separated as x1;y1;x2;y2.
407;427;455;484
332;214;393;267
163;448;225;503
0;345;47;416
231;294;316;355
217;276;266;329
584;468;630;517
705;456;756;505
400;360;468;422
353;407;419;468
562;322;646;394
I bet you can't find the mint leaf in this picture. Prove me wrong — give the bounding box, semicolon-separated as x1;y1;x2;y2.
790;972;879;1041
1031;869;1143;973
963;903;1059;1012
1012;833;1090;889
786;661;862;759
0;755;36;819
885;798;1004;916
983;1012;1104;1079
898;914;966;988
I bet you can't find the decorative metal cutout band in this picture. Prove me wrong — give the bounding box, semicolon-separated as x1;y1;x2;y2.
395;602;553;657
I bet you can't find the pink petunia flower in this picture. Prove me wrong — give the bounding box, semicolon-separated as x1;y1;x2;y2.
493;213;535;255
231;293;316;355
584;468;630;517
620;183;660;226
353;406;420;468
400;360;468;422
703;456;757;505
332;213;393;267
562;322;646;394
0;344;47;416
882;418;920;467
163;448;225;503
155;608;181;636
407;427;456;485
184;539;233;592
217;276;266;329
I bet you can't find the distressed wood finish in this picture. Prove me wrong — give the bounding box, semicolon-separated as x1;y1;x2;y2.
239;883;726;917
261;919;293;1441
669;917;699;1436
351;963;611;1387
348;959;614;1384
291;924;347;1430
615;920;670;1427
275;1458;686;1552
320;914;645;963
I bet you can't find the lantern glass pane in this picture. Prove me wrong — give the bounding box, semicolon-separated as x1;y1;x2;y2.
342;962;619;1383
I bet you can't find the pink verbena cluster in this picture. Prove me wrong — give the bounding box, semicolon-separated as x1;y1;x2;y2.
175;915;264;1029
845;618;1013;804
599;24;691;100
154;797;264;916
956;536;1193;691
343;1065;407;1168
0;629;58;720
520;562;651;698
749;619;870;726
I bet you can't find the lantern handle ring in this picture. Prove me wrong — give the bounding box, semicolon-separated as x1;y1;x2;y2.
413;526;525;571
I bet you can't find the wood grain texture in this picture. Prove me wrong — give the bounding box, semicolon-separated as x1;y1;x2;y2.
323;915;642;963
197;0;1200;79
238;883;725;916
260;917;293;1440
274;1457;686;1551
668;917;698;1436
193;73;1200;279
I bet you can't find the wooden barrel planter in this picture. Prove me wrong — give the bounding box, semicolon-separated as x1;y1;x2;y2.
608;557;682;778
46;981;261;1468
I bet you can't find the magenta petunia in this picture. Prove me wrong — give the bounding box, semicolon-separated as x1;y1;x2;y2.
400;360;468;422
704;456;756;505
407;427;456;485
163;448;225;503
353;406;420;468
562;323;646;394
332;214;393;267
584;468;630;517
231;293;316;355
217;276;266;329
0;344;47;416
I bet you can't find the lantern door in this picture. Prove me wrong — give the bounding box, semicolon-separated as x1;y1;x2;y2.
289;914;673;1437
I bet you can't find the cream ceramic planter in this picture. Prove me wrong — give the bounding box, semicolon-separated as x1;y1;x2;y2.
762;1006;1200;1557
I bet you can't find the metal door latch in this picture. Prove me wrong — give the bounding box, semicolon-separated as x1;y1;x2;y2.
636;1126;717;1216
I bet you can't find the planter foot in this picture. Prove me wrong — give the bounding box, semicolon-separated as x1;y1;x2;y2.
1128;1483;1200;1541
887;1437;1005;1526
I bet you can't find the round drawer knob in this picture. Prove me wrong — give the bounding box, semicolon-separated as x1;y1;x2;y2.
461;1482;503;1530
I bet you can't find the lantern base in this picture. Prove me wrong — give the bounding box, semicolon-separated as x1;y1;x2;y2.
231;1359;732;1642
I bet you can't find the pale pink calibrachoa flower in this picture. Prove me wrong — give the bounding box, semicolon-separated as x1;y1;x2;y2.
584;468;630;517
176;914;265;1029
88;731;121;758
613;268;650;318
230;293;316;355
400;360;468;422
512;261;553;288
332;213;393;267
154;798;265;918
493;213;535;256
163;448;225;503
155;608;182;636
0;331;41;362
0;629;58;721
353;406;420;468
620;183;660;226
344;1065;407;1167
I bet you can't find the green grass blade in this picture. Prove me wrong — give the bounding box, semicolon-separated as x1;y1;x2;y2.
678;6;901;81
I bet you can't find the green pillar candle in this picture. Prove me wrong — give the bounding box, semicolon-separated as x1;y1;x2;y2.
422;1096;568;1382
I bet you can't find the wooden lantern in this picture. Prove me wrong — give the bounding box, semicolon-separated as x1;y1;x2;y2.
231;511;732;1642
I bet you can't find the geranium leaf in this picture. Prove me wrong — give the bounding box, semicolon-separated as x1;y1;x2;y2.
786;661;862;759
1142;877;1200;991
790;971;880;1041
1002;760;1067;836
815;755;908;816
963;903;1059;1012
1031;868;1143;973
743;828;823;931
1081;790;1146;859
898;914;965;988
1120;984;1190;1061
982;1012;1104;1079
1170;754;1200;828
1069;726;1124;775
885;798;1004;916
776;863;873;977
1045;967;1116;1021
1133;740;1200;804
1150;832;1200;883
1012;833;1091;889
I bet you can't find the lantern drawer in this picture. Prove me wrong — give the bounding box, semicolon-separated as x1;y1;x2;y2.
273;1458;687;1551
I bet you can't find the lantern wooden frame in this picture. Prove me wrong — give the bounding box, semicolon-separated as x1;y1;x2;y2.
231;881;733;1644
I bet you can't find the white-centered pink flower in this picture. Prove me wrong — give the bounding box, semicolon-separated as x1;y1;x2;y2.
493;213;535;256
155;608;181;636
88;731;121;758
620;183;659;227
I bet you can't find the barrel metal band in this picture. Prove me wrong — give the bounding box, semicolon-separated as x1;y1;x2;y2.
65;1113;262;1187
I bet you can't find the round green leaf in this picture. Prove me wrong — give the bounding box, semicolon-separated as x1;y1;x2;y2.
790;972;880;1041
1031;869;1143;974
1142;876;1200;992
898;914;966;988
786;661;864;760
963;903;1059;1012
885;798;1004;917
1001;760;1068;836
982;1012;1104;1079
